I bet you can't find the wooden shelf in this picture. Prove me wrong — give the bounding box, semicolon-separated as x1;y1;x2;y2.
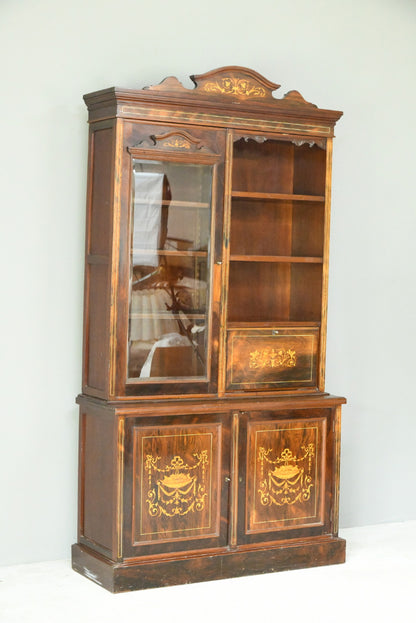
130;313;206;320
132;249;208;258
134;198;210;209
230;254;323;263
231;191;325;202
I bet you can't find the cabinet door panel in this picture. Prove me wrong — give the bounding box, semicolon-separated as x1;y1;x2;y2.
123;414;230;558
239;410;331;544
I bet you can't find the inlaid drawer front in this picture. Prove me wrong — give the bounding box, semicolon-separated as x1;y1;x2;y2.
226;327;319;390
246;417;326;533
132;423;221;545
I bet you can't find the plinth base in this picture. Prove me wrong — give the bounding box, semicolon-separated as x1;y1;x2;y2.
72;536;346;593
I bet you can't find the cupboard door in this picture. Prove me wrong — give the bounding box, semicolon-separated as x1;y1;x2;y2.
238;409;333;545
122;413;230;558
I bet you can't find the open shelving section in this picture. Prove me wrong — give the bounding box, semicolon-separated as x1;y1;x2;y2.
225;135;327;329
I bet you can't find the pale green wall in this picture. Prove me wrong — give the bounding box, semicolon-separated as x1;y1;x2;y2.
1;0;415;565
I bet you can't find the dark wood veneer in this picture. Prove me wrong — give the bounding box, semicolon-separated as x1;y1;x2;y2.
74;66;345;592
72;535;346;593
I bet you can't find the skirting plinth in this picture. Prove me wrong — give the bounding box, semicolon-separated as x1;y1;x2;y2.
72;536;346;593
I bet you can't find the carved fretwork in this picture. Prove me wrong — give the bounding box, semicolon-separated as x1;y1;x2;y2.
291;138;327;150
233;135;268;143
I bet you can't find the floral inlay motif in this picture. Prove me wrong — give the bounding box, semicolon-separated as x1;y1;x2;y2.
203;77;266;97
249;348;297;370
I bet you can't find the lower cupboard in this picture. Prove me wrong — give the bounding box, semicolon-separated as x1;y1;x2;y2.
72;394;345;592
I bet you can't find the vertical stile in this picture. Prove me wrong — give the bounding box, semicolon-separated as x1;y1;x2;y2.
287;142;295;321
116;415;125;560
332;405;342;535
319;138;333;391
109;118;124;397
229;411;240;548
218;129;234;395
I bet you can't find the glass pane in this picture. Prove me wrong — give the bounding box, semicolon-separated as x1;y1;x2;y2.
128;160;213;380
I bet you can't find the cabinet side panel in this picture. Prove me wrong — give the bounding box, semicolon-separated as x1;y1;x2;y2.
81;411;115;555
89;128;114;256
83;125;115;394
86;263;110;390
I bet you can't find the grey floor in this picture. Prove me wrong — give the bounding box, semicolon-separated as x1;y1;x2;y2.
1;521;415;623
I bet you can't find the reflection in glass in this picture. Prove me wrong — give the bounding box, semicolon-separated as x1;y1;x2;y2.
128;160;212;380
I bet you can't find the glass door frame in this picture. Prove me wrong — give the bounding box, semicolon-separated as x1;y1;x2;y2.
122;145;223;397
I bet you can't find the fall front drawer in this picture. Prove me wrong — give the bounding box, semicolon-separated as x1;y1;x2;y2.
226;326;319;391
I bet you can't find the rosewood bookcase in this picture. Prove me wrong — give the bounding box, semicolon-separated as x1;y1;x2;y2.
72;66;345;592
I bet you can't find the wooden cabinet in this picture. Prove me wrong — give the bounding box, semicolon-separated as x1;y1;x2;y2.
72;67;345;592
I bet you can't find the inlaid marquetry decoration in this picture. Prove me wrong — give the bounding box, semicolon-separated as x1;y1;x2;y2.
202;77;267;98
191;66;280;101
249;347;296;370
226;328;319;390
160;136;192;150
133;425;220;544
130;130;214;154
257;444;315;507
145;451;209;518
246;419;325;533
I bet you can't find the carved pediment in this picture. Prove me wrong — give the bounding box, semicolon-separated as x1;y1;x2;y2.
191;66;280;100
141;66;320;109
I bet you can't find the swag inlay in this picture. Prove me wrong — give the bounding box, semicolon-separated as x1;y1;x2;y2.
145;451;209;517
258;444;315;507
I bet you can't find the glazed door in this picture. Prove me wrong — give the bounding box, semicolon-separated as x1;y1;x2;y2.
118;123;225;397
122;412;231;559
236;408;336;545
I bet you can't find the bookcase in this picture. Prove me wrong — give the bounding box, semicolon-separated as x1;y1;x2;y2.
72;66;345;592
